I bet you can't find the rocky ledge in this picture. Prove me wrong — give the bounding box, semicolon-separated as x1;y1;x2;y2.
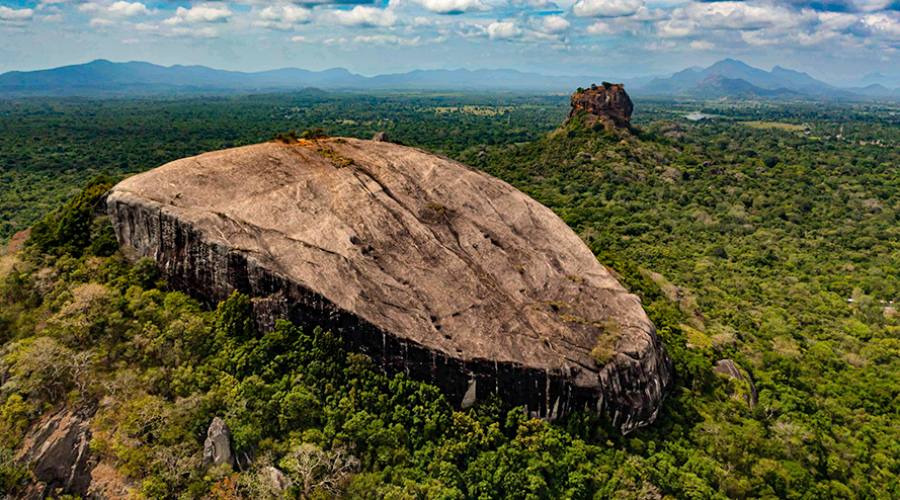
107;137;671;432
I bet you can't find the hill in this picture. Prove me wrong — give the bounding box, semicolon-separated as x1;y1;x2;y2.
634;58;885;99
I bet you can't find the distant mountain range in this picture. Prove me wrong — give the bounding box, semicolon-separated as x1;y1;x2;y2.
0;59;601;96
1;58;898;100
633;58;899;99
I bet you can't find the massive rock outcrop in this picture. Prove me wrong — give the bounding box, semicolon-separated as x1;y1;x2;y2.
107;137;671;432
568;82;634;130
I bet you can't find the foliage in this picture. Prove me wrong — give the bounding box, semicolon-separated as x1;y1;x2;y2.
25;176;115;258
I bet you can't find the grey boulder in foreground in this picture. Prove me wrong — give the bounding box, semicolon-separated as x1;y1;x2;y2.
107;137;672;432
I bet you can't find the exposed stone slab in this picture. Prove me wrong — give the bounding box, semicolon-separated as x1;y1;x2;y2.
107;137;672;432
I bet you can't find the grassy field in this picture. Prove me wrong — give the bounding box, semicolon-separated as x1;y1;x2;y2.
741;120;807;132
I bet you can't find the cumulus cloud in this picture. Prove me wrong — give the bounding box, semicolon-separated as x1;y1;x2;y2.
163;5;232;26
862;12;900;38
0;6;34;22
410;0;489;14
851;0;893;12
539;14;570;33
6;0;900;67
255;4;312;30
573;0;643;17
653;1;811;39
106;1;149;17
487;20;522;39
586;18;630;34
328;6;397;27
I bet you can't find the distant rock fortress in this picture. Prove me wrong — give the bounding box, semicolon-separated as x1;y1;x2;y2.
568;82;634;131
106;136;671;432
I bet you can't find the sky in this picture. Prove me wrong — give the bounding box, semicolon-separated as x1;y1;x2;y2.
1;0;898;83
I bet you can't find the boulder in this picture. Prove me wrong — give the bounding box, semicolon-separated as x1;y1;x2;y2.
371;131;390;142
203;417;235;468
107;137;672;432
16;407;94;498
261;465;291;493
568;82;634;130
714;359;758;407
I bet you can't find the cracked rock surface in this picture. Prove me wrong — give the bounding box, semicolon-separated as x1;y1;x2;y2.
107;138;671;432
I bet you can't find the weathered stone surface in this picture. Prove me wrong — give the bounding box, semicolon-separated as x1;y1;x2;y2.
714;359;758;407
261;465;291;493
203;417;235;468
372;131;390;142
16;407;95;498
107;137;672;432
568;83;634;130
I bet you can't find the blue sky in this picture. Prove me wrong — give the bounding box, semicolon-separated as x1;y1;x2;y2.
1;0;898;82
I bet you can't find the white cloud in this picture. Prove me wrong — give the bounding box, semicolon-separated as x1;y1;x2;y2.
573;0;643;18
539;15;570;34
90;17;114;27
512;0;560;7
676;2;803;32
256;5;312;30
163;5;232;26
487;20;521;39
0;6;33;22
852;0;893;12
78;3;102;13
817;11;858;31
644;39;676;50
329;6;397;27
167;26;219;38
689;39;713;49
655;18;694;37
355;34;423;45
290;35;308;42
653;1;811;40
107;1;149;18
862;12;900;39
586;19;627;34
410;0;489;14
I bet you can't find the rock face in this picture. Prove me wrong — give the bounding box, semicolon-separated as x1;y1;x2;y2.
568;82;634;130
203;417;235;468
107;137;672;432
16;407;94;498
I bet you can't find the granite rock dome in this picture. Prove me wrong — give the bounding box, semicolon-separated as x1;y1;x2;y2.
107;137;671;432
